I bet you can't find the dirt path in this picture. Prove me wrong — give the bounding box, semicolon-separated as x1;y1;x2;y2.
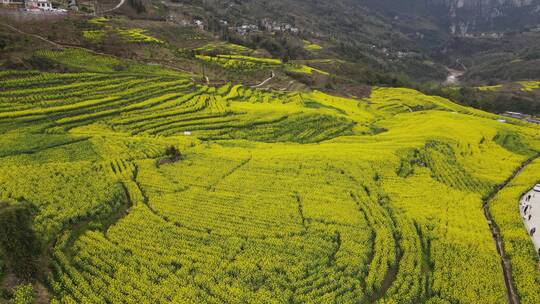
0;22;63;48
483;154;540;304
103;0;126;13
251;71;275;88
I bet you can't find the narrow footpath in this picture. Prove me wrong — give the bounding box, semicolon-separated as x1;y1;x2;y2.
103;0;126;13
251;71;275;88
483;154;540;304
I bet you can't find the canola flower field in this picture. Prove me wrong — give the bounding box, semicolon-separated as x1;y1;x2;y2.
83;17;163;44
196;54;329;75
1;49;540;304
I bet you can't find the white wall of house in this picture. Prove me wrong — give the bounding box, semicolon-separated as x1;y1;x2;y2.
25;0;53;10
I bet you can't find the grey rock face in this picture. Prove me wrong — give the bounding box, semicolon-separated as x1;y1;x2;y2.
442;0;540;34
361;0;540;35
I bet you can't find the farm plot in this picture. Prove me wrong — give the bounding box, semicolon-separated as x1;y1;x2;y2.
490;159;540;304
1;49;540;303
196;54;329;75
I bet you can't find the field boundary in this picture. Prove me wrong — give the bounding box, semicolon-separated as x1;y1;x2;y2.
482;153;540;304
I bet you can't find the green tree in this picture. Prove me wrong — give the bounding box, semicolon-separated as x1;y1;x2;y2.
0;203;41;281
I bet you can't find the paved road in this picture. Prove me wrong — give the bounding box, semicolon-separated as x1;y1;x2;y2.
520;188;540;255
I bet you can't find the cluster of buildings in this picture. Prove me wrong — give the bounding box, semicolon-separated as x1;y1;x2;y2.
1;0;69;12
234;24;259;35
463;32;505;39
260;19;299;34
231;19;300;36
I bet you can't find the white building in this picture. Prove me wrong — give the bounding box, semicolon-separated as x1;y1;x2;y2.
25;0;53;11
194;19;204;30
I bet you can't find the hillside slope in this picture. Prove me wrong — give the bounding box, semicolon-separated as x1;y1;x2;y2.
145;0;540;86
1;46;540;303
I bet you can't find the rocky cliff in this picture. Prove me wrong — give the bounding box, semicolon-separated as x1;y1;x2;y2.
444;0;540;34
362;0;540;35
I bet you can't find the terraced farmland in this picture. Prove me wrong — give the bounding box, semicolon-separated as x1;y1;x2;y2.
1;49;540;304
196;54;329;75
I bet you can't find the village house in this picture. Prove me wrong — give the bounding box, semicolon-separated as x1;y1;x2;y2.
25;0;53;11
234;24;259;35
67;0;76;10
194;19;204;30
261;19;299;34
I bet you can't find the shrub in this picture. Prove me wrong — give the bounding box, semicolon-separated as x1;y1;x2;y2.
0;203;41;281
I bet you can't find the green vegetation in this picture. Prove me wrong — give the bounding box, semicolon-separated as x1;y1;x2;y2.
493;130;537;156
88;17;109;26
116;29;163;44
196;42;257;56
83;17;162;45
1;48;540;304
0;203;41;281
196;54;328;75
83;28;163;45
438;84;540;115
34;49;185;75
82;30;107;43
285;64;329;75
477;84;503;92
303;40;323;51
518;81;540;92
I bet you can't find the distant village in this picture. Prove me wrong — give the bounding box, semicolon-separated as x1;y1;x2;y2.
187;18;300;36
234;19;299;35
1;0;73;13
